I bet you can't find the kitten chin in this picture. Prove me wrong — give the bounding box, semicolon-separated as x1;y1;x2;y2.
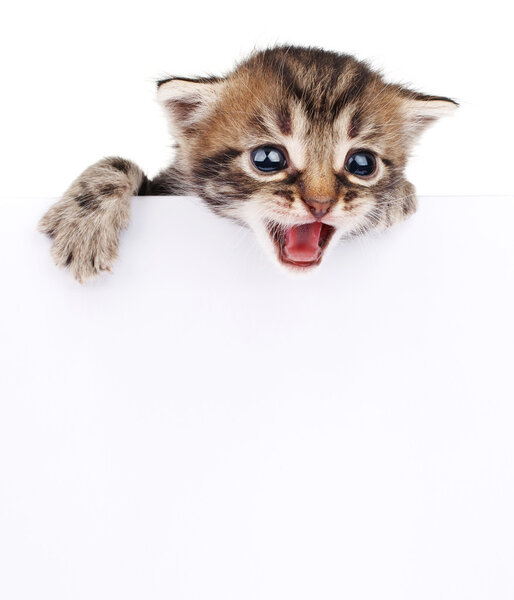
40;46;456;281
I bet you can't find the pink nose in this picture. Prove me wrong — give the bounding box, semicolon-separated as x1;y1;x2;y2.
303;198;334;219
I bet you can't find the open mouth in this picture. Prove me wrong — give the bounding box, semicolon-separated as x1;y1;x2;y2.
266;220;336;268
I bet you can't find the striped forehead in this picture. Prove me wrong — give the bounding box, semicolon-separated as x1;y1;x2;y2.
259;101;378;173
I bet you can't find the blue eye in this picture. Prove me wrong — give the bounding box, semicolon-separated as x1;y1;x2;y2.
251;146;287;172
345;151;377;177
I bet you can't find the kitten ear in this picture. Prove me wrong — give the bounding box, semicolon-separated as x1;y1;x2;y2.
399;92;458;137
156;77;223;131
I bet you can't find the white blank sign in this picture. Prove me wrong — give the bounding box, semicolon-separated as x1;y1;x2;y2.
1;196;513;599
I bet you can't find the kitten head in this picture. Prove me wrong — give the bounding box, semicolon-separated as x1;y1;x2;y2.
157;46;457;271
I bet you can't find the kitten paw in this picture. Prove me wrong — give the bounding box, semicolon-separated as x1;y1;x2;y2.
39;195;129;283
39;157;144;282
382;181;418;229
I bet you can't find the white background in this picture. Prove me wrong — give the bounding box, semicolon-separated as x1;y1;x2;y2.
1;0;512;197
1;196;514;599
2;1;514;599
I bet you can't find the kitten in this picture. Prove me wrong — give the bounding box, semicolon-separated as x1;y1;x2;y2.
39;46;457;281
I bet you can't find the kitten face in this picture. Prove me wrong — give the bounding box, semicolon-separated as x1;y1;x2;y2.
158;47;456;271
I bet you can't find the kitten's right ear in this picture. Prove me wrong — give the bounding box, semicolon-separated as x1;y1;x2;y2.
156;77;223;131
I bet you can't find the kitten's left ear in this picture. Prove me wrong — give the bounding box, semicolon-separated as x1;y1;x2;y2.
399;92;458;137
156;76;224;132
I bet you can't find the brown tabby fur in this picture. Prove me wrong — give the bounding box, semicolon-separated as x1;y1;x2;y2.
39;46;457;281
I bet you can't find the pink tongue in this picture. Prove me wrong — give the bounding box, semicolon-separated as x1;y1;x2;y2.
283;222;323;263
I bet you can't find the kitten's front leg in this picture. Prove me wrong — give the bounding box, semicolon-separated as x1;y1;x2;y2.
39;157;149;282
